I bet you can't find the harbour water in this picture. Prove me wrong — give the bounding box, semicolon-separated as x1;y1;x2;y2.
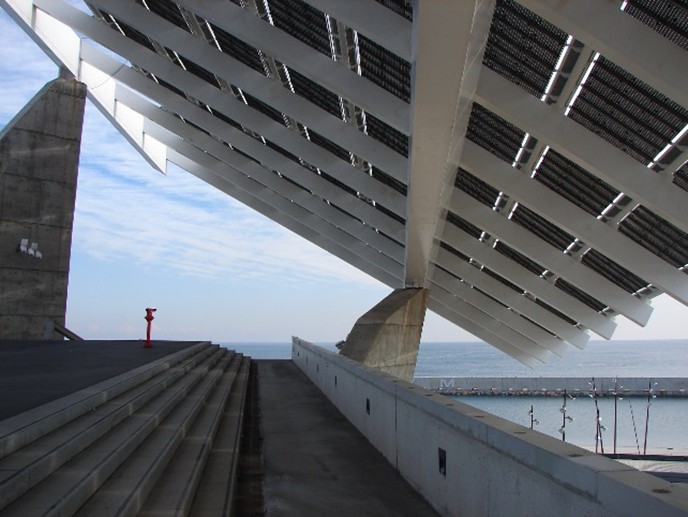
222;340;688;452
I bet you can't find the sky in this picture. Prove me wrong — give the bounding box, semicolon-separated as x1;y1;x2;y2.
1;7;687;350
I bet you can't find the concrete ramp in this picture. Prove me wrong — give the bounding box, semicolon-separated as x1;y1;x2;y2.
258;360;439;517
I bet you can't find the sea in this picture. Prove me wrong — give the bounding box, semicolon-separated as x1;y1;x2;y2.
221;339;688;453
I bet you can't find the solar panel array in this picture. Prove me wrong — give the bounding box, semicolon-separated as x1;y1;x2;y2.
9;0;687;362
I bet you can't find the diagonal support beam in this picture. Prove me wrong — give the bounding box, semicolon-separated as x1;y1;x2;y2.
404;0;493;286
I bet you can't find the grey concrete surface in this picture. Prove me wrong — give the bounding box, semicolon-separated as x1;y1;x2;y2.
339;288;429;381
0;340;197;420
0;77;86;339
258;360;439;517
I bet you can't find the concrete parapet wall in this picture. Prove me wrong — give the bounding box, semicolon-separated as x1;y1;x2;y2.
413;377;688;397
292;337;688;517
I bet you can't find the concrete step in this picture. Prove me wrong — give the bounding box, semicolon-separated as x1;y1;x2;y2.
177;356;251;517
0;342;213;460
75;350;239;516
0;343;218;511
1;346;228;516
107;353;249;516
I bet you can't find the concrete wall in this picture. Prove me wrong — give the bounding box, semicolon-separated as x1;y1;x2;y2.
0;78;86;339
293;337;688;517
414;377;688;397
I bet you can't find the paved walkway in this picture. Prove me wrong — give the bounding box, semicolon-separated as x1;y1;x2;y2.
257;360;439;517
0;340;196;419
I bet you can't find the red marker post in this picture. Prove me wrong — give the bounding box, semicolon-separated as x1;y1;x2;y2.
144;308;157;348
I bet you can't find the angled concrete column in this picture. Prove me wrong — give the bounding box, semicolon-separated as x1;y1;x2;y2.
0;77;87;339
338;288;429;381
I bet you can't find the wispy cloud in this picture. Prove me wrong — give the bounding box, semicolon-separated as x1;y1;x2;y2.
1;8;381;289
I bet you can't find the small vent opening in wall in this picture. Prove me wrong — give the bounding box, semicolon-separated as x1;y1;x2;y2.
438;448;447;476
366;398;370;415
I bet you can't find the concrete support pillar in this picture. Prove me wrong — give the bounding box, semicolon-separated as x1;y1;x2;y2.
0;77;87;339
338;288;429;381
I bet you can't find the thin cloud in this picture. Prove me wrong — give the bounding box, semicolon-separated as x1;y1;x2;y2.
0;10;381;289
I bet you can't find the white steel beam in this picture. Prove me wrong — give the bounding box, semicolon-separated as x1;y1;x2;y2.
35;0;408;178
404;0;493;286
433;247;589;349
432;268;568;356
442;223;617;338
429;287;552;363
114;85;407;257
447;186;652;325
461;141;688;307
519;0;688;109
79;45;406;241
57;6;408;219
171;151;402;289
157;134;406;281
174;0;409;134
302;0;412;61
427;295;542;367
475;68;688;234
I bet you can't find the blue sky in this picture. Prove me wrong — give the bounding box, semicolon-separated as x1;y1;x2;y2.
1;7;686;348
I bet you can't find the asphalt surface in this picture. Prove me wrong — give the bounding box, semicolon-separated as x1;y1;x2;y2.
258;360;439;517
0;340;198;420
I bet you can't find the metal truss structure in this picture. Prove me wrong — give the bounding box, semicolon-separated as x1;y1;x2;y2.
3;0;687;365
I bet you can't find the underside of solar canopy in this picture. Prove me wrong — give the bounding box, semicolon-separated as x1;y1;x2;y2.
3;0;688;365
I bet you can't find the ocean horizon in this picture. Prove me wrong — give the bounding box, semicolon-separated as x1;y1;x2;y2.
221;339;688;451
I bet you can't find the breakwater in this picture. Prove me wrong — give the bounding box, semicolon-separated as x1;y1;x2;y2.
413;377;688;397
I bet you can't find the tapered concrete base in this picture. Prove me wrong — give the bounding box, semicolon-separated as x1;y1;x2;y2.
0;77;86;339
338;288;429;381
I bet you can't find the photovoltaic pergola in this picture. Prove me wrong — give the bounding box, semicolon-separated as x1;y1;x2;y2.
3;0;687;365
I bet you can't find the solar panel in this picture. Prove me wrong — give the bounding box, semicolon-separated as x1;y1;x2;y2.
375;203;405;225
623;0;688;50
494;240;547;276
446;211;485;240
455;168;500;208
534;298;577;326
510;204;574;251
266;0;331;57
581;248;650;294
567;57;688;164
373;0;413;20
208;22;265;75
371;166;407;196
555;277;607;312
287;68;342;119
483;267;524;294
108;16;156;53
534;149;620;217
308;130;350;162
175;53;219;88
145;0;188;32
674;162;688;192
466;103;526;164
358;35;411;102
243;92;286;125
483;0;567;98
366;114;409;157
618;205;688;268
438;242;471;263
